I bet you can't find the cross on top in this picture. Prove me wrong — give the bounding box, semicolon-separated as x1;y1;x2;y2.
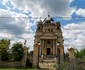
48;12;50;17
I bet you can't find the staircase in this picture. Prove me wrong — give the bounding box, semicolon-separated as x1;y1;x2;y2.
39;56;57;70
44;55;56;60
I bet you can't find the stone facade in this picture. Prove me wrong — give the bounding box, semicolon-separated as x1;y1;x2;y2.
33;15;64;67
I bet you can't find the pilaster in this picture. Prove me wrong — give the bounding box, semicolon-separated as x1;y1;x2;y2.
57;45;64;63
53;40;56;55
33;44;39;67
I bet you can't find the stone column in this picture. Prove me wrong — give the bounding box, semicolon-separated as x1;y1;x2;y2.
68;47;75;64
42;40;44;55
53;40;56;55
57;45;64;63
60;46;64;63
51;48;53;55
33;44;39;67
39;45;41;56
55;40;57;56
39;40;41;56
56;41;57;56
21;46;28;67
41;40;43;55
44;48;46;55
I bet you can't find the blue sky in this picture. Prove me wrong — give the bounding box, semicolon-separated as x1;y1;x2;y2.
0;0;85;51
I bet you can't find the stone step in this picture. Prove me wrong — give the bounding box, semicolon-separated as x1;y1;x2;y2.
43;60;56;63
43;55;56;59
39;58;57;70
39;63;56;70
39;63;55;68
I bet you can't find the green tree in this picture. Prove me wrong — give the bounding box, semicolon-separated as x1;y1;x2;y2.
0;39;10;60
64;52;69;61
30;51;33;55
11;42;24;61
0;39;10;51
1;49;9;61
75;48;85;59
80;48;85;58
75;49;81;58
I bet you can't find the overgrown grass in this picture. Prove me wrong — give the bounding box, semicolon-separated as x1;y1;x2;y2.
0;68;39;70
56;63;85;70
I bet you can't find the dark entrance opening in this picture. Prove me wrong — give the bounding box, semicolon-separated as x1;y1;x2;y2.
47;48;50;55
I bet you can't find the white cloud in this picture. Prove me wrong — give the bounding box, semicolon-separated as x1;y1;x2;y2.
10;0;76;17
0;9;35;51
2;0;8;5
21;33;34;39
63;22;85;51
0;32;13;39
21;33;34;50
0;9;11;17
76;8;85;17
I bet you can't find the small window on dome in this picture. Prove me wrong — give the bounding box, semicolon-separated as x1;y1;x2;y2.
38;27;40;30
57;27;60;30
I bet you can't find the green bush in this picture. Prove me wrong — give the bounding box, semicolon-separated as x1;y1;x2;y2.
1;50;9;61
11;42;24;61
75;48;85;59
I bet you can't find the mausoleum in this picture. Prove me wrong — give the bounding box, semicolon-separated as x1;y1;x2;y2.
33;14;64;67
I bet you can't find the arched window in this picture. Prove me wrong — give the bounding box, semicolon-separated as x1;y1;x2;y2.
48;28;50;32
45;29;47;32
38;26;40;30
51;29;53;32
57;27;60;30
47;41;50;44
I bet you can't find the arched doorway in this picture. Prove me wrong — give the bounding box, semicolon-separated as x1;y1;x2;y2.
47;48;51;55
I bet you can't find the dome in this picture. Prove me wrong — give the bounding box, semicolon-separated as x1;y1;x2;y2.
43;14;54;24
46;14;51;21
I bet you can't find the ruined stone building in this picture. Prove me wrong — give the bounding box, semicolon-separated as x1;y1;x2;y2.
33;14;64;67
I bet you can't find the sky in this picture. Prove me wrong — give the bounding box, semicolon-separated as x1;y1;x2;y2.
0;0;85;52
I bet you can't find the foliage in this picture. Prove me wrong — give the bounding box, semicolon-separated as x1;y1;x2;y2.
0;39;10;61
11;42;24;61
80;48;85;58
0;68;39;70
26;58;32;67
0;39;10;51
30;51;33;55
64;52;69;62
56;63;85;70
75;48;85;59
1;49;9;61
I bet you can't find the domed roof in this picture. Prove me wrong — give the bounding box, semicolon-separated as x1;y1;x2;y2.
46;14;51;21
43;14;54;24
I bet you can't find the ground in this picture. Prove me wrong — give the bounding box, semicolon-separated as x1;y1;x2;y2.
0;68;38;70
